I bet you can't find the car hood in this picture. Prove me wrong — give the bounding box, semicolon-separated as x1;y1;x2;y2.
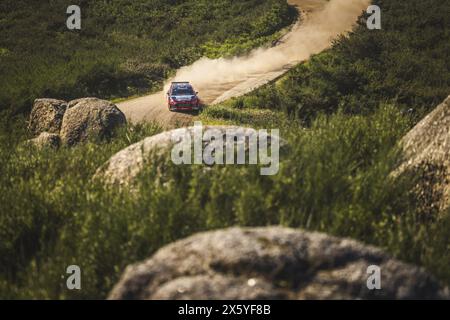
171;95;196;101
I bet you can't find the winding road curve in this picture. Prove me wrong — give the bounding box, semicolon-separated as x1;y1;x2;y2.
117;0;370;128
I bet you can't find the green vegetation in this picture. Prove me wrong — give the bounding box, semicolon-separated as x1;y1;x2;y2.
201;103;288;128
198;0;450;287
1;0;449;299
223;0;450;122
0;0;296;114
202;3;296;59
0;118;163;299
1;107;448;299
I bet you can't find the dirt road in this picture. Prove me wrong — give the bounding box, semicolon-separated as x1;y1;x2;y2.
117;0;370;128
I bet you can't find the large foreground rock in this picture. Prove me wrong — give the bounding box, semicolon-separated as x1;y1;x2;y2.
28;98;67;135
60;98;126;146
108;227;448;300
95;126;284;186
397;95;450;212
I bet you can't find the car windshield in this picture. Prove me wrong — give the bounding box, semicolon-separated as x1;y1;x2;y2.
172;87;194;96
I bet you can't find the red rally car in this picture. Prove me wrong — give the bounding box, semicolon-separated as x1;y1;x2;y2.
167;82;201;112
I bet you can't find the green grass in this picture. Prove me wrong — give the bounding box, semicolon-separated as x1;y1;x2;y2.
1;106;448;299
201;101;289;128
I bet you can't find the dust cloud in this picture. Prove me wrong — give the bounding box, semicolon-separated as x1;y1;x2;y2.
119;0;370;126
167;0;370;103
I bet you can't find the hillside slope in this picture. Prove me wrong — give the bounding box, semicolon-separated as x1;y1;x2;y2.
210;0;450;124
0;0;295;114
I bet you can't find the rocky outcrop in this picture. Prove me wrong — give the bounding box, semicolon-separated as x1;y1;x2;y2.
108;227;448;300
28;99;67;135
60;98;126;146
27;132;61;149
397;95;450;213
95;126;284;186
27;97;126;147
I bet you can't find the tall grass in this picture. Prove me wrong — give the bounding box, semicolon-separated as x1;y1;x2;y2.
1;106;448;299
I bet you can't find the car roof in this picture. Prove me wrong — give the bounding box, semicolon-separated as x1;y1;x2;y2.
170;82;194;92
171;82;191;87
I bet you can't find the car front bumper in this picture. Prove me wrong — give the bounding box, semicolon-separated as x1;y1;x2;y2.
169;103;200;111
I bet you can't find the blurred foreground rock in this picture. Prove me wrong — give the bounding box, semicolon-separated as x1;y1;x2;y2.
108;227;449;300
